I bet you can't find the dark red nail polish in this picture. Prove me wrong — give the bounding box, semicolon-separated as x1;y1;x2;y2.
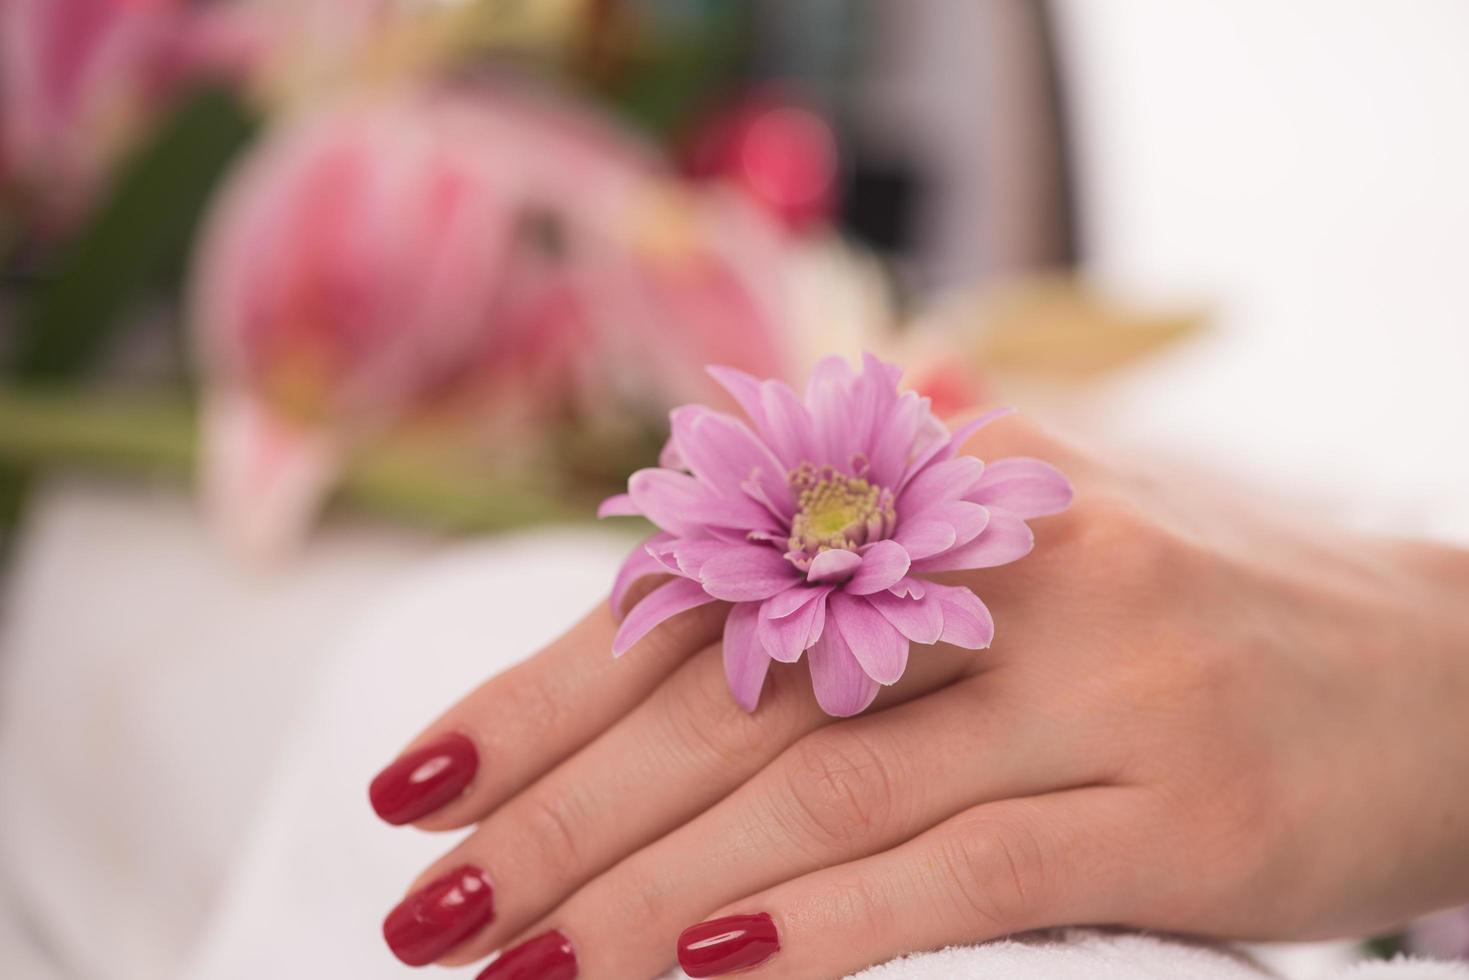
370;733;478;825
677;913;779;977
383;865;495;966
476;929;577;980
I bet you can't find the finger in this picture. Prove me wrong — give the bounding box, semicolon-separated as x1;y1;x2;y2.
406;633;980;967
508;672;1108;978
675;786;1143;978
368;593;727;829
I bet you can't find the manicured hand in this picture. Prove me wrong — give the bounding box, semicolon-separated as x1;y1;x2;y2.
369;416;1469;979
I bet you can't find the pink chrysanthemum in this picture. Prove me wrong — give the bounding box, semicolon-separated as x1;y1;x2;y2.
600;353;1072;717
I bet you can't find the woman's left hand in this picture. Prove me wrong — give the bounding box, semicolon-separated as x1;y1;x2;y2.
369;416;1469;979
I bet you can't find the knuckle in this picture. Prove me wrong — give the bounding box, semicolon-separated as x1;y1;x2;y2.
516;788;586;880
1062;493;1195;593
659;651;773;771
940;810;1053;932
779;730;900;851
500;665;571;733
826;871;893;940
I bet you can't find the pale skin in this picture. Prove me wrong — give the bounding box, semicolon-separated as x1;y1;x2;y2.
381;415;1469;977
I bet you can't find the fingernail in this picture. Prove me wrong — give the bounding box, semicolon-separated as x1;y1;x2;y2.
383;865;495;966
476;929;578;980
677;913;779;977
370;732;478;825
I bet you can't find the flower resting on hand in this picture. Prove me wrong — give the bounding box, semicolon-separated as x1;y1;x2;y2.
599;354;1072;717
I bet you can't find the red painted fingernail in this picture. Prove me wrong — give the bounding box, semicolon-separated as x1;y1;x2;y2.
476;929;578;980
677;913;780;977
370;733;478;825
383;865;495;966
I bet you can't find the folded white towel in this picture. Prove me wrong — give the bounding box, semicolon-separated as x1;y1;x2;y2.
842;931;1469;980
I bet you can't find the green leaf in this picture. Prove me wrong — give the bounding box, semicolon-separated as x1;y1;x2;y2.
9;86;256;381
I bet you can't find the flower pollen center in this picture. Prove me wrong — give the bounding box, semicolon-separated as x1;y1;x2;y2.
786;463;896;570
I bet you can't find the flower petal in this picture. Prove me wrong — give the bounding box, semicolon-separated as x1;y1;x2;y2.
722;602;771;712
865;588;944;645
707;364;768;431
806;617;881;717
757;586;830;662
597;493;639;518
670;405;791;514
928;583;995;649
966;456;1074;519
759;378;818;468
845;539;911;595
807;548;861;583
897;456;985;515
912;500;990;549
804;355;858;465
891;518;956;561
668;538;736;578
609;532;673;615
865;390;927;488
612;577;717;656
627;468;708;536
913;510;1034;572
889;575;926;599
829;591;910;685
700;544;801;601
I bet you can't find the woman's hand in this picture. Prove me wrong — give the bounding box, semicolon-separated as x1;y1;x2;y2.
369;417;1469;979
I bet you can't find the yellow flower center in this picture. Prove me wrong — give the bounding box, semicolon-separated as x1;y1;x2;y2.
786;463;895;564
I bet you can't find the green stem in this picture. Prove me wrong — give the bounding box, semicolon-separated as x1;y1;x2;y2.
0;387;603;533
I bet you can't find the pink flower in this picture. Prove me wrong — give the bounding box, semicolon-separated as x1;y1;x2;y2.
190;84;798;557
0;0;262;230
601;354;1073;717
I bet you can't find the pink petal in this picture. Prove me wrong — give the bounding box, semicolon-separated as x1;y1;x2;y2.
896;406;1015;492
598;493;639;518
865;390;927;488
845;539;911;595
627;468;708;536
670;405;791;514
759;379;818;468
722;602;771;712
889;575;926;599
766;583;828;618
707;364;768;431
865;588;944;645
829;591;910;685
687;494;784;533
669;538;736;578
700;544;801;601
911;500;990;550
612;577;717;656
966;456;1074;519
757;586;830;662
807;548;861;583
806;617;881;717
804;355;858;464
609;532;674;615
913;510;1033;572
928;583;995;649
898;456;985;515
892;518;956;561
932;407;1016;464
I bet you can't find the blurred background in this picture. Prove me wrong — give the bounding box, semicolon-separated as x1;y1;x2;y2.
1;1;1468;978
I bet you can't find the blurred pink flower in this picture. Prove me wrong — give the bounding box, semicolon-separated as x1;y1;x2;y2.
601;354;1072;716
191;84;799;556
0;0;262;229
683;91;839;234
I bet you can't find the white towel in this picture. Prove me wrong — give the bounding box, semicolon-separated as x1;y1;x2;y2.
841;931;1469;980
